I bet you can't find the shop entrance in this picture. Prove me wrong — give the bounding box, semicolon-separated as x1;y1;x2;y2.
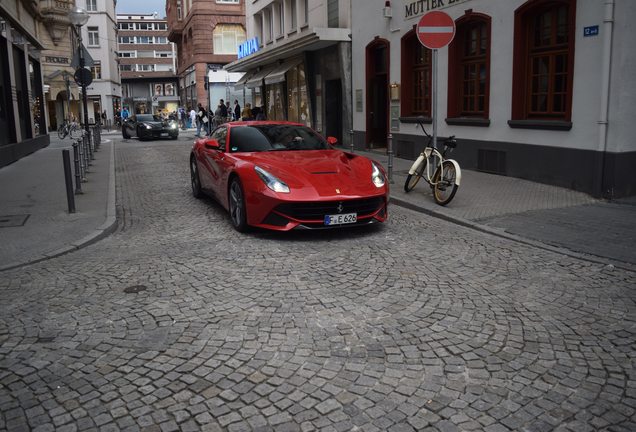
366;39;389;150
325;79;342;145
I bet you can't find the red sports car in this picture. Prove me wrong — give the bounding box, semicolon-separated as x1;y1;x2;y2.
189;121;389;231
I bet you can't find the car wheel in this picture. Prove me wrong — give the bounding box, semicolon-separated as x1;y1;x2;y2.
190;156;203;199
122;127;130;139
137;127;146;141
228;178;248;232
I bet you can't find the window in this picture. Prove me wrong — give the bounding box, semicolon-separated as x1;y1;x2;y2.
120;64;133;71
137;64;154;71
87;27;99;46
86;0;97;12
156;23;167;30
288;0;297;31
165;83;175;96
303;0;308;25
217;0;239;3
119;51;136;58
277;3;284;36
156;37;168;44
119;36;134;44
213;24;246;54
401;31;431;117
511;0;575;124
137;23;152;30
156;52;173;58
154;84;164;96
91;61;102;79
138;36;151;44
119;22;133;30
448;13;491;120
327;0;338;28
287;62;310;126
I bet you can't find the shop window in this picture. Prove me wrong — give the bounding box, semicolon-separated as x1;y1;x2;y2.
213;24;246;54
165;83;175;96
287;62;310;126
511;0;575;124
401;30;431;117
266;83;285;121
447;13;491;121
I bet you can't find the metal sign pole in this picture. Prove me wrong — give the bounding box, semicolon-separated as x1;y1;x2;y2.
432;48;438;150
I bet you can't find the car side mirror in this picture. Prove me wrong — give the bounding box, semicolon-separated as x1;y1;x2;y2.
204;139;220;150
327;136;338;146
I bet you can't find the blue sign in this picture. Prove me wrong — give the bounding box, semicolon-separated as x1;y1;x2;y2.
584;25;599;37
238;38;260;59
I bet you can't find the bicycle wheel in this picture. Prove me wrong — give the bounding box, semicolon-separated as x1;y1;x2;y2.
432;160;459;206
404;159;427;193
57;125;67;139
69;126;80;139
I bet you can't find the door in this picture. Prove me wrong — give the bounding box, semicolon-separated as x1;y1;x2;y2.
324;79;342;145
366;40;389;149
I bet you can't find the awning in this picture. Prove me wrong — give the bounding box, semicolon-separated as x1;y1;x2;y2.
245;64;277;89
233;72;253;90
264;59;301;85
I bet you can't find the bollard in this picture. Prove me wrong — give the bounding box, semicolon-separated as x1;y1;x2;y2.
72;140;82;194
387;133;394;184
79;137;87;180
62;149;76;213
87;130;94;161
350;129;355;153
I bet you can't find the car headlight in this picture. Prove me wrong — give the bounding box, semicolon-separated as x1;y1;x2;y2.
170;122;177;129
144;124;152;129
371;162;386;187
255;166;290;193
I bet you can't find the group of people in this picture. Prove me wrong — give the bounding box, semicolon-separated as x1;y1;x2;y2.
193;99;266;137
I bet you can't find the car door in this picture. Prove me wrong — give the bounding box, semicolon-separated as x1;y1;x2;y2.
201;126;228;199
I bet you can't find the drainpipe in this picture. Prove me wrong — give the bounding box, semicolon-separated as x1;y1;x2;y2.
598;0;614;198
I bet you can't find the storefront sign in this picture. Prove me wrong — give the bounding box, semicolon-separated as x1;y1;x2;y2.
44;56;69;65
238;38;260;59
405;0;471;20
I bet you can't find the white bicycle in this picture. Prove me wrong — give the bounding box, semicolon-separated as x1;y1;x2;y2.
404;117;462;206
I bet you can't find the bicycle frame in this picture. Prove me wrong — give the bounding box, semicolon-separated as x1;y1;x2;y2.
407;121;462;187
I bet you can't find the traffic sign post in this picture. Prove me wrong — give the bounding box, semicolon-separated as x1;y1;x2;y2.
417;11;455;150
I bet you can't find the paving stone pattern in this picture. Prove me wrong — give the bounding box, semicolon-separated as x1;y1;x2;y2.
1;138;635;431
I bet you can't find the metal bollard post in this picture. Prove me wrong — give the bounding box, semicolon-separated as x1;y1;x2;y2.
350;129;355;153
79;137;87;179
72;140;83;194
62;149;76;213
83;134;91;169
387;133;394;184
94;127;100;151
87;129;94;161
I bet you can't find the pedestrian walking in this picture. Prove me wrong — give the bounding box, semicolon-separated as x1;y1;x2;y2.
189;107;196;129
234;100;241;122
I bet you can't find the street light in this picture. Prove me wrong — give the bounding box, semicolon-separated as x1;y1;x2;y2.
68;6;90;136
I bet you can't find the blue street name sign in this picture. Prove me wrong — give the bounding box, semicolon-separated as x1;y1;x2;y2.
584;25;599;37
238;38;260;59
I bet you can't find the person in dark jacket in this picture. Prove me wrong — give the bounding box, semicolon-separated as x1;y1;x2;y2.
219;99;228;118
233;100;241;121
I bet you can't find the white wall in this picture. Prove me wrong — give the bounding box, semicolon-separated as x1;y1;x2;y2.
351;0;635;154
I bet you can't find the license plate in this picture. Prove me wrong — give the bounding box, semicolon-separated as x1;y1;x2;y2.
160;132;169;137
324;212;357;226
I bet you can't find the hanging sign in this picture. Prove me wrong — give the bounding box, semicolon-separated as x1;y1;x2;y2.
237;38;260;59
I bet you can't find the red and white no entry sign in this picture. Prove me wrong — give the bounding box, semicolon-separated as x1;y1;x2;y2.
417;11;456;49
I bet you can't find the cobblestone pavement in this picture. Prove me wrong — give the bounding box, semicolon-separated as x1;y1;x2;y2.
1;138;635;432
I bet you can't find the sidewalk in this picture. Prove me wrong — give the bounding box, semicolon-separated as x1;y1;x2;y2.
1;130;634;272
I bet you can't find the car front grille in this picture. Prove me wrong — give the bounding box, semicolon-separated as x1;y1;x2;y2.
274;196;385;220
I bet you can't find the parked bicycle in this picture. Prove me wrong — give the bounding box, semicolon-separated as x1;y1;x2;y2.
404;117;461;206
57;120;80;140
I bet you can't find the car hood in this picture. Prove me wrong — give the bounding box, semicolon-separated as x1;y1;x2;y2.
237;150;384;197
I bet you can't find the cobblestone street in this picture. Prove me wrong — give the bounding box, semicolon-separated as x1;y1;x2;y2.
1;138;635;432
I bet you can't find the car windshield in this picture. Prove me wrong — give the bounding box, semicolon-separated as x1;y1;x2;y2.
137;114;162;122
229;124;329;153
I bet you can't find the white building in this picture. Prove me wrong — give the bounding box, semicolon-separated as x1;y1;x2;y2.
352;0;636;198
225;0;353;146
80;0;121;124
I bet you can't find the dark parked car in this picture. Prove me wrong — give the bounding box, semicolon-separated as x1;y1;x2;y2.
122;114;179;140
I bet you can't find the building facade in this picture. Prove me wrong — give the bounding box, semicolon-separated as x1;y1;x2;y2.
0;0;48;168
117;13;179;116
225;0;353;146
166;0;246;112
352;0;636;198
80;0;120;126
39;0;80;133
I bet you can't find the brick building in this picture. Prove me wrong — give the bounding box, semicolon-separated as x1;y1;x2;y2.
117;13;178;116
166;0;246;112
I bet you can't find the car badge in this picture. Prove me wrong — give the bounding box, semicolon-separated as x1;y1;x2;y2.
337;202;344;213
336;188;340;194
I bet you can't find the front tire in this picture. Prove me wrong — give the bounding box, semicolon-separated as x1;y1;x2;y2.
432;160;459;206
190;157;203;199
122;127;130;139
57;125;66;140
228;178;248;232
404;160;427;192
